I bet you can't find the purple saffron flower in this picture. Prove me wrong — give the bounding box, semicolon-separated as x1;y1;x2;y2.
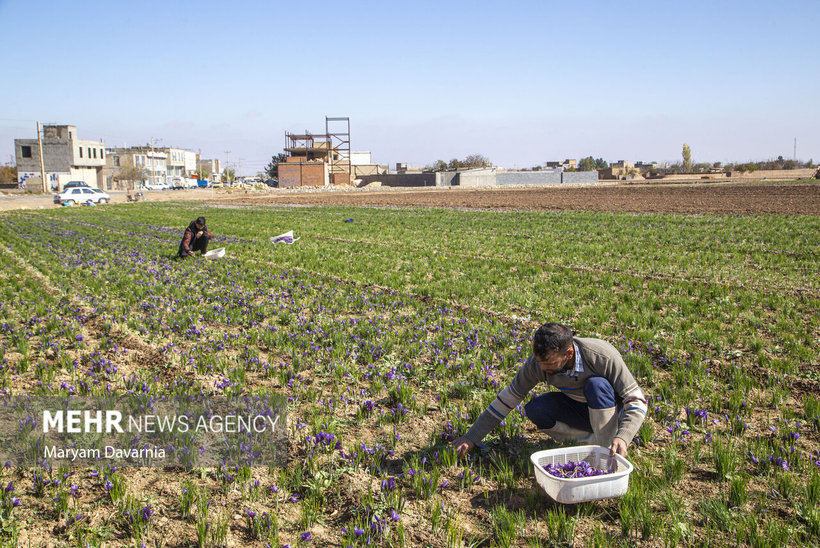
354;527;364;537
300;531;312;541
246;509;256;518
140;505;153;521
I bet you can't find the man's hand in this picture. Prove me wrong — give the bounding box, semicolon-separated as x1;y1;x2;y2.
196;230;204;237
610;437;627;457
452;436;475;457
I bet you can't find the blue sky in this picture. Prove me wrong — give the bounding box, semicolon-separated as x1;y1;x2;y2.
1;0;818;173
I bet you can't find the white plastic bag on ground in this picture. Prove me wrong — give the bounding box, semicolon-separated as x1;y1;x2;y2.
270;230;300;244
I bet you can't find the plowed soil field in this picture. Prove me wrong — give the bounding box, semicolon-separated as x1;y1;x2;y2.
226;181;820;215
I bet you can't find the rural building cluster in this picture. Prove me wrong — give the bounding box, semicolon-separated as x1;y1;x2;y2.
276;117;599;188
9;119;817;192
12;125;220;192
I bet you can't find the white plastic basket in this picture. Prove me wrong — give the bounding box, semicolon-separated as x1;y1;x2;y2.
203;247;225;259
530;445;633;504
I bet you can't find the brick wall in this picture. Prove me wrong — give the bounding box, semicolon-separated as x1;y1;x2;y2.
279;163;327;187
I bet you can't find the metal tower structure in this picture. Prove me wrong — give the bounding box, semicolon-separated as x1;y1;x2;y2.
325;116;351;184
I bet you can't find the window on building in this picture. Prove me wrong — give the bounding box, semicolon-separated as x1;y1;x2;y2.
100;149;104;159
79;148;83;158
87;147;91;158
21;146;32;158
93;148;97;159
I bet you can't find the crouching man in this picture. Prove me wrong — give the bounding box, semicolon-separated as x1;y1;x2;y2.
453;322;647;457
177;216;212;258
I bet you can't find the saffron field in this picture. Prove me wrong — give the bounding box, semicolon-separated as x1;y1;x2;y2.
0;201;818;547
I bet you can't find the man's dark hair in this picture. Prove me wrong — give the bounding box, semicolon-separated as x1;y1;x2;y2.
195;216;206;227
533;322;573;358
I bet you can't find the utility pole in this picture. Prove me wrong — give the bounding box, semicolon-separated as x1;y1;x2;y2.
224;150;230;182
794;138;797;162
36;121;47;193
150;137;155;186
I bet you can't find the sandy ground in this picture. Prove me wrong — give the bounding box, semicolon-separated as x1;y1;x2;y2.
0;188;217;211
1;180;818;215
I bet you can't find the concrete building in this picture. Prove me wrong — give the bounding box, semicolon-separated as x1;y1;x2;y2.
162;147;198;179
104;147;167;189
14;125;106;191
197;158;221;182
600;161;644;180
546;159;577;170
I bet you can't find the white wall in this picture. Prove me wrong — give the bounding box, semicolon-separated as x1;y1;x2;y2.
350;151;372;165
69;167;101;188
183;150;197;174
72;140;107;167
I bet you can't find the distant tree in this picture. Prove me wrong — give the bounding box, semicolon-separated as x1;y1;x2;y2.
682;144;693;172
115;165;147;191
462;153;492;169
196;165;211;180
0;164;17;184
577;156;596;171
807;158;814;168
265;153;288;178
223;167;235;183
435;154;493;171
713;161;722;168
594;158;609;170
423;159;449;172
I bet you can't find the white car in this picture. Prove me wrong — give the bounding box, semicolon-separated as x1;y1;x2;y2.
143;182;171;191
54;187;110;205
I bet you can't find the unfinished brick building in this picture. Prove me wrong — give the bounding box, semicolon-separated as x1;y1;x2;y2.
280;117;351;188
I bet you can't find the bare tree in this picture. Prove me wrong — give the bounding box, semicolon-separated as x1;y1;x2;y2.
114;165;147;191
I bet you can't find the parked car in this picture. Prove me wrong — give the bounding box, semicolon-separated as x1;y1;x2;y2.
143;181;171;191
63;181;91;189
264;178;279;188
54;187;110;205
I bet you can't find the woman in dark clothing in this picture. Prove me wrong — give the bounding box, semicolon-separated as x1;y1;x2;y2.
178;216;212;258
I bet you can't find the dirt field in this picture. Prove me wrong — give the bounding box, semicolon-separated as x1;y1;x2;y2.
2;181;818;215
225;181;819;216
